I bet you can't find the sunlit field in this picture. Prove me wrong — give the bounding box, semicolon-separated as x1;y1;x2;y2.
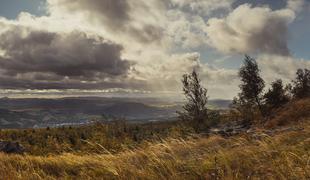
0;99;309;180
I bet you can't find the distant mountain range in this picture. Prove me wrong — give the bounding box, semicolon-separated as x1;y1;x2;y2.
208;99;232;109
0;97;231;129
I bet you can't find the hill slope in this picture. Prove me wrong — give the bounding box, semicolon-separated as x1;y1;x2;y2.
0;120;309;179
0;99;309;179
266;98;310;127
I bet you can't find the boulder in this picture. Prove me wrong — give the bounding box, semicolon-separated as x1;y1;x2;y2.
0;141;25;154
210;122;250;137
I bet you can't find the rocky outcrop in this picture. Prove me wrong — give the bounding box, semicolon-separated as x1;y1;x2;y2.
210;122;250;137
0;141;25;154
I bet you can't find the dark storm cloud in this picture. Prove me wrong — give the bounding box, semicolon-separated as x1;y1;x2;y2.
0;28;131;77
0;75;147;90
54;0;130;30
0;25;137;89
250;17;290;56
49;0;164;43
128;24;163;43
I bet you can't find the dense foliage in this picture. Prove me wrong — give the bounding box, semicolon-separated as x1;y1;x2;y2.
232;55;265;124
232;55;309;125
292;68;310;99
264;79;290;109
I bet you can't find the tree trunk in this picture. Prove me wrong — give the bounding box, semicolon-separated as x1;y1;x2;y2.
255;97;265;118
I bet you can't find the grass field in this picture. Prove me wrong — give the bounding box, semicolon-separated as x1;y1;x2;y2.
0;120;308;180
0;99;309;179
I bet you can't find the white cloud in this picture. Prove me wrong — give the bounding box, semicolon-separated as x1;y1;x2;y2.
170;0;233;16
287;0;305;12
206;4;296;55
131;52;239;99
0;0;308;100
165;10;208;49
257;54;310;85
47;0;167;45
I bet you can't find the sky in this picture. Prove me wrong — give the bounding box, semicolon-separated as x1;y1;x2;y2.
0;0;309;99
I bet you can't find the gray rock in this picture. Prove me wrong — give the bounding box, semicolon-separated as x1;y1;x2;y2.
210;123;250;137
251;133;270;140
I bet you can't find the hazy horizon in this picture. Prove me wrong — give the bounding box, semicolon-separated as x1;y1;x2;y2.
0;89;233;101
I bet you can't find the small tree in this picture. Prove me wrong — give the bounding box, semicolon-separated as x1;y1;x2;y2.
231;94;256;125
264;79;289;109
238;55;265;116
291;68;310;99
178;70;208;130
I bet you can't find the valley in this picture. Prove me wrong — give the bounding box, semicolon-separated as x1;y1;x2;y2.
0;97;231;128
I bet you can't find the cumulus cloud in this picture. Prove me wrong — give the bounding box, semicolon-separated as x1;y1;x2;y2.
47;0;166;44
46;0;234;49
131;52;239;99
170;0;233;16
165;9;208;49
165;0;234;49
0;23;136;89
206;3;296;55
48;0;130;29
0;30;130;77
287;0;305;12
257;54;310;84
0;0;308;100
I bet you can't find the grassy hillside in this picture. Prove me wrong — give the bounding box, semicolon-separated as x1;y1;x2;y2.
0;121;309;179
0;120;188;155
265;98;310;128
0;99;309;179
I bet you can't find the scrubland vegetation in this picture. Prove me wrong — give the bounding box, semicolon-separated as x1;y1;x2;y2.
0;55;309;179
0;104;308;179
0;120;190;155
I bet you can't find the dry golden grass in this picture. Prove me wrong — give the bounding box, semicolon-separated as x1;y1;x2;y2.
266;98;310;128
0;121;309;180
